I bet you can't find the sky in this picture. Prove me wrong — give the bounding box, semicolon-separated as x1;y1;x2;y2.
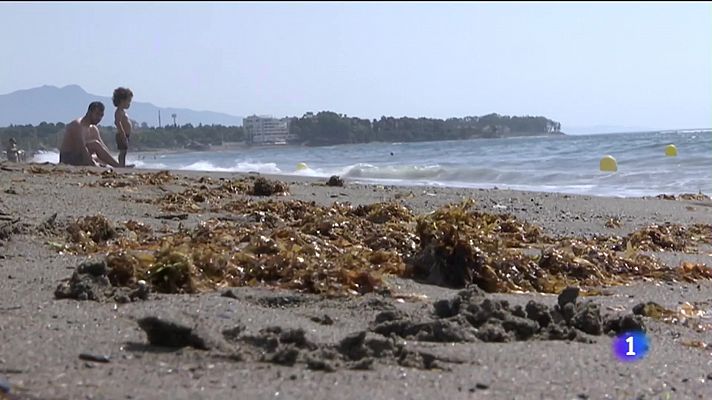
1;1;710;133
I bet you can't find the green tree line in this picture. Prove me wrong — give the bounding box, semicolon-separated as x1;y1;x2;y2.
1;112;563;154
290;112;563;146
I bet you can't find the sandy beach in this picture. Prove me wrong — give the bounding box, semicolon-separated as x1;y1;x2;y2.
2;162;712;400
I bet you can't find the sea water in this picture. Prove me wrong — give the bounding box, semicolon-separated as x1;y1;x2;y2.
32;130;712;198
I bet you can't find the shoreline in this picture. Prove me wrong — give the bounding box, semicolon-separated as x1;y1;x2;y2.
1;163;712;399
25;155;712;200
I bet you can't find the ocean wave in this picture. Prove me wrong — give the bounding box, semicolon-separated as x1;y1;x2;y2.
30;150;59;164
178;160;283;174
22;130;711;198
131;160;169;169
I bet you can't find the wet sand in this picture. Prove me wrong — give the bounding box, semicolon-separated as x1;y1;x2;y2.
1;162;712;400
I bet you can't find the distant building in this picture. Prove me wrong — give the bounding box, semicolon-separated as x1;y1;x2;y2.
243;115;297;145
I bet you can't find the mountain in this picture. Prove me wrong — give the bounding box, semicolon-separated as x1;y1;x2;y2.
0;85;244;127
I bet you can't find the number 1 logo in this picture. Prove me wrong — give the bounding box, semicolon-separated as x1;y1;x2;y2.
626;336;636;356
613;331;649;362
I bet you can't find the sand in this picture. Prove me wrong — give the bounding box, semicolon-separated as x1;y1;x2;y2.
1;162;712;400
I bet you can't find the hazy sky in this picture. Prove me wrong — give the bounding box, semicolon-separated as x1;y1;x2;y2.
1;1;710;132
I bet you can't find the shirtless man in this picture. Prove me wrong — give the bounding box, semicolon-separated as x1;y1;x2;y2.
59;101;120;167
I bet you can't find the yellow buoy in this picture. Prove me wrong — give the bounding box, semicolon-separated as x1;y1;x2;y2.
665;144;678;157
296;162;309;171
599;155;617;172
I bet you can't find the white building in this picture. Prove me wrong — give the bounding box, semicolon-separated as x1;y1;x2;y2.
243;115;297;145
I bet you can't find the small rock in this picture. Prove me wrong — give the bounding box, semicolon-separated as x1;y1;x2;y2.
221;289;239;299
603;314;645;335
501;315;539;340
412;320;475;343
525;301;552;327
511;305;526;318
561;303;576;323
114;294;130;304
457;285;486;302
618;314;646;333
279;328;314;349
306;357;336;372
326;176;344;187
310;314;334;325
54;261;112;302
364;337;395;357
540;323;575;341
137;316;212;350
433;297;461;318
129;282;150;301
269;345;300;366
573;301;602;335
339;331;367;360
374;310;408;323
475;383;489;390
558;286;580;308
77;260;108;276
476;322;510;342
348;357;374;370
79;353;111;363
221;325;245;342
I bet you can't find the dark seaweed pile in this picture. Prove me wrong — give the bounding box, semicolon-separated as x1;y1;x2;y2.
56;193;712;296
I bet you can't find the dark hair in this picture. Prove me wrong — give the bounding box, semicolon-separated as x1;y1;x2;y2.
112;87;133;107
87;101;105;113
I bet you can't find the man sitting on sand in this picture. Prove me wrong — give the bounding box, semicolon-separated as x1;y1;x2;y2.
59;101;121;167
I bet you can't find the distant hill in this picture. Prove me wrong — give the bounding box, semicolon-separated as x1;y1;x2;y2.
0;84;244;127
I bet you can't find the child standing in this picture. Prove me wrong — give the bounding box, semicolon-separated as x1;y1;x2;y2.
112;87;134;167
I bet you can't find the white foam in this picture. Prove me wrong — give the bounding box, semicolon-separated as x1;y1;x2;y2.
30;150;59;164
131;160;169;169
177;160;282;174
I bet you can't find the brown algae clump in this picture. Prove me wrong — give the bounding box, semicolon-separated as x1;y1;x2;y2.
251;177;289;196
66;215;117;253
56;197;712;297
625;223;712;252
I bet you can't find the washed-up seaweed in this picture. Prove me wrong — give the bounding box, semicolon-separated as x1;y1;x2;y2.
251;177;289;196
88;170;177;188
26;165;55;174
624;223;712;252
141;177;289;213
634;300;712;333
65;215;117;253
604;218;621;228
655;193;712;201
59;201;415;296
405;200;712;292
56;198;712;297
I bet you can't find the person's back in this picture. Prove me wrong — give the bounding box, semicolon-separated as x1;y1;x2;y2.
115;108;132;138
6;147;17;162
59;101;121;168
60;118;91;165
